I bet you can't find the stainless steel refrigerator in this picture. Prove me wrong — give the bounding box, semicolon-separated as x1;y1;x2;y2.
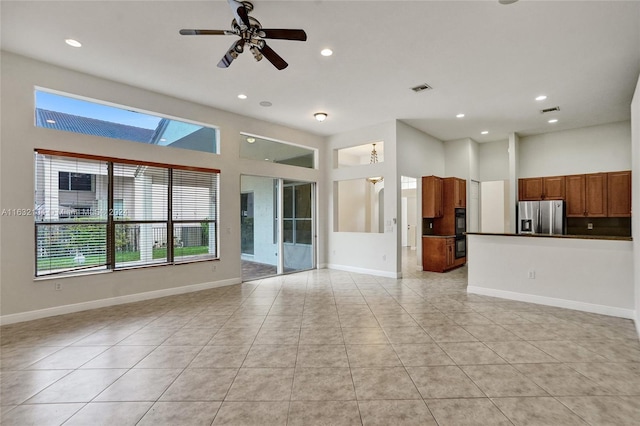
517;200;565;235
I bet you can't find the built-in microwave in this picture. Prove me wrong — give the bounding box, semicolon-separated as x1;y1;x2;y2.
455;208;466;236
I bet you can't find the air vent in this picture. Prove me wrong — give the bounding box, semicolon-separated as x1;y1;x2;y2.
411;83;433;93
540;106;560;114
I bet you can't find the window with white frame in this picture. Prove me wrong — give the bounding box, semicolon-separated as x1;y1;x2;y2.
35;150;219;277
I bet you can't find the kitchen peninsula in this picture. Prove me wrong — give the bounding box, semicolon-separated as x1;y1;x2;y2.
466;232;634;319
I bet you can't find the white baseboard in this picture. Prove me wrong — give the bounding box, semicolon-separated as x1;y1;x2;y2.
327;263;401;279
0;278;241;325
467;285;636;320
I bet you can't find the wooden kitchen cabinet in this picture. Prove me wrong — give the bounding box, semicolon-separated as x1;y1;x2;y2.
443;177;466;208
518;176;565;200
607;171;631;217
519;177;543;201
452;178;466;208
422;176;443;218
565;173;607;217
422;236;459;273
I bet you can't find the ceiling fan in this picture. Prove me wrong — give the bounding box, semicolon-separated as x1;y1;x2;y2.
179;0;307;70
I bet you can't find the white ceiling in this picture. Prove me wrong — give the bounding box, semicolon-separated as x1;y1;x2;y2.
2;1;639;143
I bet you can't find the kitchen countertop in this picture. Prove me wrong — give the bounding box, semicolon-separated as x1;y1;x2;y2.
422;234;457;238
465;232;632;242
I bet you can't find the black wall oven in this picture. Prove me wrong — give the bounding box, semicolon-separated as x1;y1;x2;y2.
455;208;466;236
455;236;466;259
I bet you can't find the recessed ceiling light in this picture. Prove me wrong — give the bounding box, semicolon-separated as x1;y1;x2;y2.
481;131;489;135
548;119;558;123
535;95;547;101
65;38;82;48
321;48;333;57
264;158;270;161
314;112;328;122
238;94;247;100
46;119;56;124
456;113;465;118
259;101;272;107
246;137;256;143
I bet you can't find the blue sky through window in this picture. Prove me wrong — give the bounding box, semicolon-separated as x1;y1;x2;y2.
36;91;162;130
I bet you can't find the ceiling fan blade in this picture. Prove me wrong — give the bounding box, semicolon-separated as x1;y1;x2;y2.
260;42;288;70
180;29;230;36
217;39;245;68
227;0;251;28
259;29;307;41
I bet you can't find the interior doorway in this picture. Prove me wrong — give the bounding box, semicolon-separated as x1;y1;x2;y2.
240;175;315;281
400;176;418;274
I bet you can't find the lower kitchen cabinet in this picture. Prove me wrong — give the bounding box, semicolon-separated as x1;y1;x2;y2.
422;236;465;273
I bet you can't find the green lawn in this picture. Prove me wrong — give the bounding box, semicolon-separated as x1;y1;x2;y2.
37;246;210;271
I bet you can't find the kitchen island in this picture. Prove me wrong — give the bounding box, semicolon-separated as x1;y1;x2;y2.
466;232;635;319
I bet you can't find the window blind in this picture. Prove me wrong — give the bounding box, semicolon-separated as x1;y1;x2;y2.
34;150;220;276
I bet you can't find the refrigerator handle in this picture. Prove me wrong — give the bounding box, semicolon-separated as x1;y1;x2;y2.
537;208;541;233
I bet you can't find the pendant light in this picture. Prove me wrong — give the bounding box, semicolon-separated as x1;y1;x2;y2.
366;143;383;185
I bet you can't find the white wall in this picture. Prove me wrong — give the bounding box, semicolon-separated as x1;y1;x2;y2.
518;121;632;177
631;74;640;337
480;180;509;233
327;121;399;277
478;140;510;182
467;235;635;319
0;52;324;322
444;139;471;179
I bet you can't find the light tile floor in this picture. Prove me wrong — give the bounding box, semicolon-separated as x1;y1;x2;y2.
1;252;639;425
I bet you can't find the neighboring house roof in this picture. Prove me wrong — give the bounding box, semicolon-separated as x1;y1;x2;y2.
36;109;155;143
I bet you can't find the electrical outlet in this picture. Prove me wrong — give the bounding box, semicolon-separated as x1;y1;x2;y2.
528;270;536;279
587;223;593;230
54;282;62;291
211;264;217;272
382;254;387;261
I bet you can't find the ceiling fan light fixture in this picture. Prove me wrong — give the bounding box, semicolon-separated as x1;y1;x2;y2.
314;112;328;122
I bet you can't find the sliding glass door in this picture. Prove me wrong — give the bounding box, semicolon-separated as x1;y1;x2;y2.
241;176;315;281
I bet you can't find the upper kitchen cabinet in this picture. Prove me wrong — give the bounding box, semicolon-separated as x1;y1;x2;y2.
445;177;466;208
422;176;443;218
566;173;608;217
607;171;632;217
518;176;565;201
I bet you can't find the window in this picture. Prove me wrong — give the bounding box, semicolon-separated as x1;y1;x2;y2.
35;150;220;277
58;172;93;191
35;89;219;154
239;133;316;169
283;182;312;244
